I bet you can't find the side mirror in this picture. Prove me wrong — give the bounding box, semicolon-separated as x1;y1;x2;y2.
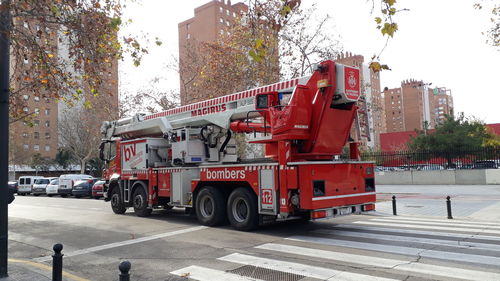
99;141;106;161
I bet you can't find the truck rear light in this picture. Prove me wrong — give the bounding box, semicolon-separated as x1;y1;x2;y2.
363;204;375;211
311;210;327;219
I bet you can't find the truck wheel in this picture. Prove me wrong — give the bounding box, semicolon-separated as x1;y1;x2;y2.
132;187;152;217
110;188;127;214
227;187;258;231
195;186;226;226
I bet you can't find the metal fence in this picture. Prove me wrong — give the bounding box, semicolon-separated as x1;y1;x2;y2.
360;147;500;170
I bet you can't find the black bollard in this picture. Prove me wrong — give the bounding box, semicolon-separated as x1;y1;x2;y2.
52;244;63;281
119;260;131;281
392;195;397;216
446;196;453;219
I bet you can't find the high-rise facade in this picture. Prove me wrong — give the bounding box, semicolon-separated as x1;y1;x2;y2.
9;17;119;164
384;80;453;133
335;52;385;149
178;0;247;104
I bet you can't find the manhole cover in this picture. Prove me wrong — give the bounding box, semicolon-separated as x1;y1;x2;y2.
227;265;305;281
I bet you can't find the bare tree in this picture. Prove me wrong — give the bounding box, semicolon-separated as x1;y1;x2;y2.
120;77;180;117
58;106;103;174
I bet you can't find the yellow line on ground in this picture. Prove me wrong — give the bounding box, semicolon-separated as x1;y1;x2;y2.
9;258;91;281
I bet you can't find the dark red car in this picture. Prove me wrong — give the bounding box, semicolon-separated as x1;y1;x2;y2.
92;180;105;199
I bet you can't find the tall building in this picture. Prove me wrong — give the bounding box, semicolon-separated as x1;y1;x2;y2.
9;16;119;164
335;52;386;149
384;80;453;133
429;87;453;126
178;0;248;104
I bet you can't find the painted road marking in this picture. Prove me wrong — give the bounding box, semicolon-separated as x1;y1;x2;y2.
218;253;398;281
286;235;500;266
34;226;206;262
369;218;500;230
312;229;500;251
333;224;500;242
171;265;265;281
382;216;500;227
9;258;90;281
354;221;500;235
256;243;500;281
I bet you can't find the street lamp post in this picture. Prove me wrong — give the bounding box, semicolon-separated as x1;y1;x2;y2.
0;0;11;277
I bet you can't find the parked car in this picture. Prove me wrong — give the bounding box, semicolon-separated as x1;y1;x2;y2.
474;160;498;169
72;178;99;198
45;178;60;197
7;181;18;194
17;176;44;195
58;174;93;197
32;177;57;196
91;180;105;199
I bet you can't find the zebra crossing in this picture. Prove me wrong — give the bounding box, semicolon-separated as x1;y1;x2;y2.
171;216;500;281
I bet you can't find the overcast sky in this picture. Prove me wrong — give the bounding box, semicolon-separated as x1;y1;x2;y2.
120;0;500;123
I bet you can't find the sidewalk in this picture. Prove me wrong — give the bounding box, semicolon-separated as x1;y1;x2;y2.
375;184;500;221
0;261;51;281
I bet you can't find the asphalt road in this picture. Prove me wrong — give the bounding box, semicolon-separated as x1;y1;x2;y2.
6;192;500;281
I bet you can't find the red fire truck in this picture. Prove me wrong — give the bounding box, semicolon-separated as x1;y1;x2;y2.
99;60;375;230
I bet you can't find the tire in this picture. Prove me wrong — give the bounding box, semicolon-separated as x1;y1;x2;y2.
47;194;53;197
61;194;68;198
75;195;81;198
110;187;127;214
132;185;152;217
195;186;227;226
227;187;259;231
33;194;40;197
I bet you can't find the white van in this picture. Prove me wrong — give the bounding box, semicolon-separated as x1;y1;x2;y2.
17;176;44;195
58;174;93;197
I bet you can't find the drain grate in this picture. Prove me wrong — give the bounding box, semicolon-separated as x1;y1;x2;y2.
227;265;305;281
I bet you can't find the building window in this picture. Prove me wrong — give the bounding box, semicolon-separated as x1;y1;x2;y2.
34;96;40;102
23;95;29;100
45;121;50;127
45;108;50;115
34;120;40;126
34;144;40;151
186;33;191;39
219;7;223;13
23;107;29;112
45;132;50;139
22;132;28;138
226;21;230;26
45;145;50;152
220;29;224;34
220;18;224;23
34;108;40;114
23;21;29;28
45;98;50;103
23;144;29;151
34;132;39;139
233;12;236;17
226;9;230;16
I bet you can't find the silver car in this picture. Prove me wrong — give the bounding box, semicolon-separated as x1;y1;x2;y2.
32;178;57;196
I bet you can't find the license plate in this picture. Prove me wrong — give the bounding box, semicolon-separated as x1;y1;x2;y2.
339;207;352;215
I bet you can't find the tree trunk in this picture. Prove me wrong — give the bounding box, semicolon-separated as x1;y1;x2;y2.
80;159;86;174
